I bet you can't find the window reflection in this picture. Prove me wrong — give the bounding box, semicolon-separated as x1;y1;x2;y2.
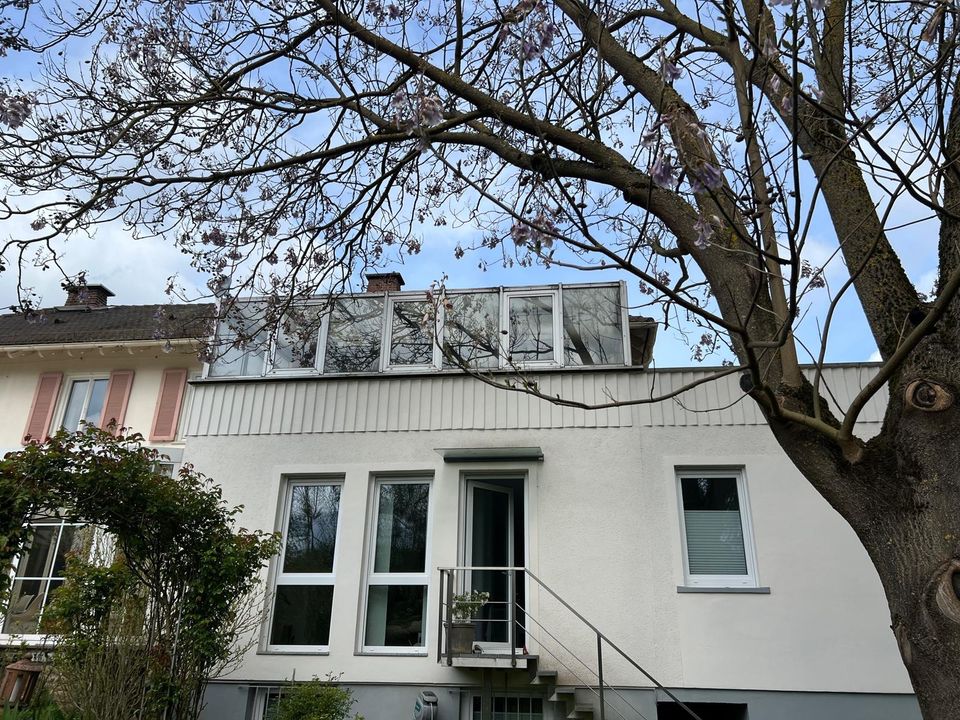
389;300;434;366
209;303;269;377
324;297;384;373
273;306;322;371
562;286;625;365
508;296;555;363
443;293;500;369
283;485;341;573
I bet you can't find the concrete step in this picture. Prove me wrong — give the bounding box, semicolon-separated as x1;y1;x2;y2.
567;705;594;720
529;670;558;686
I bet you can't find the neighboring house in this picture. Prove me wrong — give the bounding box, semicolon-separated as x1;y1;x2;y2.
183;274;921;720
0;284;212;643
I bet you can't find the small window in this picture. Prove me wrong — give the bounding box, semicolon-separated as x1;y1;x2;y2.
2;519;90;635
61;378;110;431
505;292;558;364
363;479;431;651
324;297;384;373
269;481;342;650
272;306;323;372
677;469;757;588
388;298;435;368
208;304;269;377
442;292;500;369
472;696;544;720
561;286;625;366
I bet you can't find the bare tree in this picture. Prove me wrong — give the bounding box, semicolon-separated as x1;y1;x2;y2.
2;0;960;715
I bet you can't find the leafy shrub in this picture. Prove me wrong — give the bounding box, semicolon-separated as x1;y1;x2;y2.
270;676;364;720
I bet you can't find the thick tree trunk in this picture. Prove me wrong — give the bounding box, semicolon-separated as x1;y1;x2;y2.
764;341;960;720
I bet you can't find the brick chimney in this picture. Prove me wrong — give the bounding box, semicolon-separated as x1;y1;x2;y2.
365;272;405;293
64;284;115;307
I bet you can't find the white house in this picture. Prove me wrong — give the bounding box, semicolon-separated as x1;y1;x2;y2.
184;274;921;720
0;285;211;645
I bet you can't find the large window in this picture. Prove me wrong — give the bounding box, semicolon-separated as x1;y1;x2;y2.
677;469;758;588
272;307;323;371
60;378;109;431
2;519;89;636
363;479;431;651
269;481;342;650
323;297;384;373
388;298;436;368
207;283;631;377
443;292;500;369
505;293;558;364
208;304;269;377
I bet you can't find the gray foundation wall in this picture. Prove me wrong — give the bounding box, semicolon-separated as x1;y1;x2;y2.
201;681;921;720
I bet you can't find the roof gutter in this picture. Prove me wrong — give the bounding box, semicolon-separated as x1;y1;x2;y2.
0;337;200;356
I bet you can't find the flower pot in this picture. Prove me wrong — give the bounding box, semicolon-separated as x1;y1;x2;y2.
446;621;476;655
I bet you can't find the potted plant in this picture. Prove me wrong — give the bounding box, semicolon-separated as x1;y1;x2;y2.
447;590;490;655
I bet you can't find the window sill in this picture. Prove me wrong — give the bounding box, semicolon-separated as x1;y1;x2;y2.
259;648;330;656
355;650;429;657
676;586;771;594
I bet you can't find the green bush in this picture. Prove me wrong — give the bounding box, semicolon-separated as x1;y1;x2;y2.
270;677;363;720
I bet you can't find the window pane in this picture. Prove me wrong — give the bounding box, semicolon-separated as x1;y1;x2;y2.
19;526;57;578
52;525;87;576
324;297;384;373
209;304;269;377
443;293;500;369
273;307;322;370
562;287;625;366
390;300;434;366
283;485;341;573
508;296;554;362
2;578;46;634
364;585;426;647
681;477;747;575
84;378;110;425
269;585;333;646
374;483;429;573
61;380;88;431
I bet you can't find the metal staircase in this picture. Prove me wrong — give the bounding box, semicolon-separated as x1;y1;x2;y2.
438;566;702;720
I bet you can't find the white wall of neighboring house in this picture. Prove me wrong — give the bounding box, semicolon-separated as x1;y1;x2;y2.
0;346;201;451
181;366;912;713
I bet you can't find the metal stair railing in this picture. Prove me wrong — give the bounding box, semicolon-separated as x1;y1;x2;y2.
437;566;704;720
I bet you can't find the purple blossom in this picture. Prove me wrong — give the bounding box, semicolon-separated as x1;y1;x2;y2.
780;93;794;114
810;0;826;10
641;127;660;148
419;95;444;126
691;163;723;193
0;92;33;129
660;53;681;82
762;36;779;59
805;84;825;102
651;153;677;189
387;3;401;19
693;217;714;249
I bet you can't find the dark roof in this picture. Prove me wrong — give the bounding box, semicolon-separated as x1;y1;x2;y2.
0;304;216;346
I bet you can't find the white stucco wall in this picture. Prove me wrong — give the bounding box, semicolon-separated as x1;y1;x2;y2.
182;398;910;696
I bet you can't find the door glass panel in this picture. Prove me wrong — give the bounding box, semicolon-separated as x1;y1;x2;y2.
471;486;511;644
562;286;624;365
324;297;384;373
273;307;322;370
443;292;500;368
508;296;555;362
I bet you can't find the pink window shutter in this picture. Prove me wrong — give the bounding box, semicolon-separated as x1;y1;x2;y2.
23;372;63;444
150;368;188;442
100;370;135;432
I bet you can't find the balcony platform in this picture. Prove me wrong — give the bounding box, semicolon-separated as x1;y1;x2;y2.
441;652;537;669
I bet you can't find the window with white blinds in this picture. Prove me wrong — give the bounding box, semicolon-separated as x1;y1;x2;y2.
677;470;758;588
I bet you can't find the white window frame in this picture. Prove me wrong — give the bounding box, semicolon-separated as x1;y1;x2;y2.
267;304;326;376
676;467;759;589
501;289;562;368
384;294;442;371
0;518;89;645
57;374;111;432
267;478;344;653
360;476;433;654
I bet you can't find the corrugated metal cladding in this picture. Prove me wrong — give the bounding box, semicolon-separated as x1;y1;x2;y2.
183;365;887;437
